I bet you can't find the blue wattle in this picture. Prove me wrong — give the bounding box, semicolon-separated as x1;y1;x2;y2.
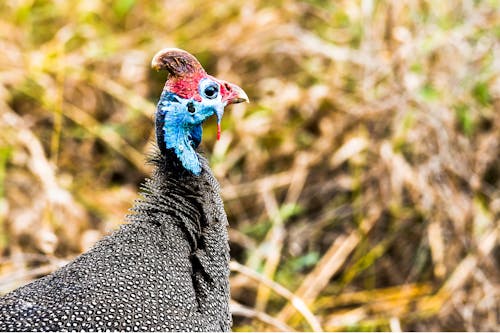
156;91;217;175
190;125;202;148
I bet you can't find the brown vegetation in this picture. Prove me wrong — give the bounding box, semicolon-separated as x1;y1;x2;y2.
0;0;498;331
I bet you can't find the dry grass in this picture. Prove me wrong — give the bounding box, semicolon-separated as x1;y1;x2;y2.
0;0;499;331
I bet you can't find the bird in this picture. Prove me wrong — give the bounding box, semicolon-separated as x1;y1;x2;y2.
0;48;248;332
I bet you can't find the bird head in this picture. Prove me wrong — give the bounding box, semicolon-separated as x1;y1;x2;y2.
152;48;248;175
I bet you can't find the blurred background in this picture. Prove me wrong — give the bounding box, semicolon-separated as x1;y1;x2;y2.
0;0;499;331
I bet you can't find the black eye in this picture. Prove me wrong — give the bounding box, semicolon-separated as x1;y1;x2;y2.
200;79;219;99
204;85;218;99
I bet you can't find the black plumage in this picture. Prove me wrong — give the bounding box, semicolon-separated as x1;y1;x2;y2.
0;151;231;331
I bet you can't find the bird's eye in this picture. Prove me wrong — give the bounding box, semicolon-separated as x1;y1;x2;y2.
199;79;219;100
204;85;218;98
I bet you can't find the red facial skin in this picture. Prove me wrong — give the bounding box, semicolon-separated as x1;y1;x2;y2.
164;71;205;102
165;73;236;103
164;73;246;140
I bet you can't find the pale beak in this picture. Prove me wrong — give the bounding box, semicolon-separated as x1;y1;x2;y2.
215;82;249;140
222;82;249;105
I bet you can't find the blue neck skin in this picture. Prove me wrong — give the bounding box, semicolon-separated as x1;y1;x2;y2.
155;91;223;175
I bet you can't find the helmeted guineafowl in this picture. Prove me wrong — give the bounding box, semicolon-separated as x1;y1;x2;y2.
0;48;248;332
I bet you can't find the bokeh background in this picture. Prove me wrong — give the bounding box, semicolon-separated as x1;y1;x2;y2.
0;0;499;331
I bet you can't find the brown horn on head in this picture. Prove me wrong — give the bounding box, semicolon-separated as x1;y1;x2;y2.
151;48;205;77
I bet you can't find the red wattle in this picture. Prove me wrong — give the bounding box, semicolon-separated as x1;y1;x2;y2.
217;123;221;140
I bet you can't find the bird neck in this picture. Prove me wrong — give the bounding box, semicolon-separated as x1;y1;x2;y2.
155;92;204;176
164;126;201;175
162;147;201;178
128;151;231;329
131;150;228;260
